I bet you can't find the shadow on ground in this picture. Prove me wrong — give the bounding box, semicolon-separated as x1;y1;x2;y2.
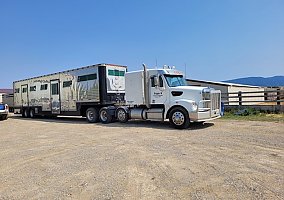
10;114;215;130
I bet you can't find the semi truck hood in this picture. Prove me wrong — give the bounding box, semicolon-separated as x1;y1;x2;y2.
173;86;208;92
169;86;210;103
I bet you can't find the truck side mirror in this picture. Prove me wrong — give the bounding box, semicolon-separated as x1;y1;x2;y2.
154;76;159;87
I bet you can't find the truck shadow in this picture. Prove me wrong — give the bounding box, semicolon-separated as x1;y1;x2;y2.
10;115;214;130
99;120;215;130
10;115;87;124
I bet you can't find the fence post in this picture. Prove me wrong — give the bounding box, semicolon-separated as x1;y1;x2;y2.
238;91;242;106
264;91;268;101
277;88;280;105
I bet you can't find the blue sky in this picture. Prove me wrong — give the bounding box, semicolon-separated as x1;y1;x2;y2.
0;0;283;88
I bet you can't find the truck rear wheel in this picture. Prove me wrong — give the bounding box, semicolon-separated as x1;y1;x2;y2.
99;107;113;124
169;107;190;129
116;108;129;123
86;107;99;123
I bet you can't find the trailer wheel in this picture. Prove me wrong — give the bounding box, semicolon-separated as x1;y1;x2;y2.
116;108;129;123
21;109;25;118
169;107;190;129
0;115;8;120
99;108;113;124
86;107;99;123
30;109;35;118
24;108;30;118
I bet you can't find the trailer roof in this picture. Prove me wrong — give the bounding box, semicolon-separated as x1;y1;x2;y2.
13;63;127;83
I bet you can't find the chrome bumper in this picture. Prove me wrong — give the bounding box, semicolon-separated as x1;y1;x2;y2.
189;109;221;122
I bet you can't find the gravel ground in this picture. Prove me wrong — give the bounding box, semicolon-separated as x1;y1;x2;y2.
0;115;283;200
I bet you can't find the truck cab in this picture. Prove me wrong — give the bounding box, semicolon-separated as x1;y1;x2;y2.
112;65;221;129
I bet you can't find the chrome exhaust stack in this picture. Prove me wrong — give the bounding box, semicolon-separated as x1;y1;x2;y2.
142;63;150;108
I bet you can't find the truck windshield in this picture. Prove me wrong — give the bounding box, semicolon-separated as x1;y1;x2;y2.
164;75;187;87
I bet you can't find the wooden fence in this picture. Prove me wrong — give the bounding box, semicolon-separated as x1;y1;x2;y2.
221;88;284;112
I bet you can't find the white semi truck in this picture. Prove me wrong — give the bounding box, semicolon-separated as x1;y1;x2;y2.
14;63;221;129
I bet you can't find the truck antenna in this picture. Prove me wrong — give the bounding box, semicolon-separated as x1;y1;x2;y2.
155;58;158;69
184;63;187;79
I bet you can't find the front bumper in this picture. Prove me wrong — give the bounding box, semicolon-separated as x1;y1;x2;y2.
189;109;221;122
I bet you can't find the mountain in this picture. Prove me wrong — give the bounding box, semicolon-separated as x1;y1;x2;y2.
0;89;13;94
224;76;284;87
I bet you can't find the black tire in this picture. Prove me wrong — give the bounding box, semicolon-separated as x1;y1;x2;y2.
3;115;8;120
21;109;25;117
30;109;35;118
0;115;8;120
169;107;190;129
116;108;129;123
99;107;113;124
86;107;99;123
24;108;30;118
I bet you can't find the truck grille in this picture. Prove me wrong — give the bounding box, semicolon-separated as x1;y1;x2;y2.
211;92;220;110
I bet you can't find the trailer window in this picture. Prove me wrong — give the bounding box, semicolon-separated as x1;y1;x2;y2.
108;70;125;76
40;84;48;90
51;83;59;95
63;81;72;88
30;86;36;91
15;88;20;93
78;73;97;82
22;88;27;93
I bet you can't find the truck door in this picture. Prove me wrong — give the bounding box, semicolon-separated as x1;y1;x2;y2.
21;84;28;107
50;80;60;114
150;75;167;104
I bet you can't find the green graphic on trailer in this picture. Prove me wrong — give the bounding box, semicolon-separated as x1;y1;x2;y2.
106;66;126;93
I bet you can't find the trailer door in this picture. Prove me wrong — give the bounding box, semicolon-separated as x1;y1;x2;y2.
50;80;60;114
21;84;28;107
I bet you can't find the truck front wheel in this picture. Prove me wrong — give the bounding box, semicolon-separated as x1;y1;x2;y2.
169;107;190;129
86;107;99;123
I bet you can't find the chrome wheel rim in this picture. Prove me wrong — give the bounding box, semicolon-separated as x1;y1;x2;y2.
172;111;185;125
117;110;126;121
30;110;33;117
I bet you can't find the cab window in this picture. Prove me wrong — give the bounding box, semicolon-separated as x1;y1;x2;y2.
151;75;164;87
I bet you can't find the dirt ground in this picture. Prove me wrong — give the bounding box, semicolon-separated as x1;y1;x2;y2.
0;115;283;200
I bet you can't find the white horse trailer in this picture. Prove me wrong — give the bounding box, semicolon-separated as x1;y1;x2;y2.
13;63;126;122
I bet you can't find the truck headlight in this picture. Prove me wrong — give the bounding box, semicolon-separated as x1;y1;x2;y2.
191;102;198;112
